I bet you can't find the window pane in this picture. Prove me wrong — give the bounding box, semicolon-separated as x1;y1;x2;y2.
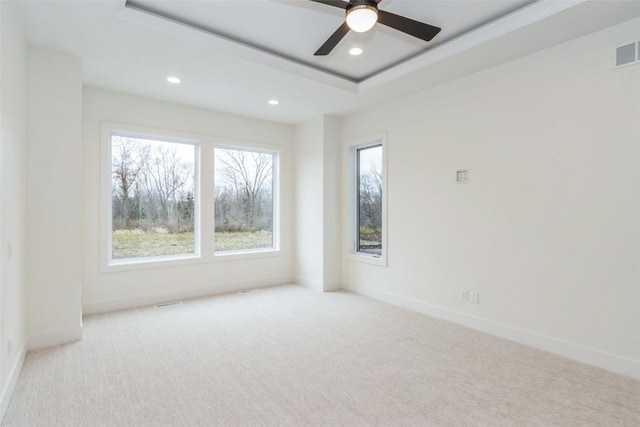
357;145;382;255
111;135;196;260
214;147;275;252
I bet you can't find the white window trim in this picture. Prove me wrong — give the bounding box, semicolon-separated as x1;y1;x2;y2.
213;143;281;256
345;132;388;267
100;122;285;273
101;123;202;272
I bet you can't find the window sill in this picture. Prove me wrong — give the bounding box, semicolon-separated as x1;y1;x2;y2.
213;248;282;261
346;252;387;267
101;248;283;273
103;253;202;273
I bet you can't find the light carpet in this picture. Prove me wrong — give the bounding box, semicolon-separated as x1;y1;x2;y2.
3;285;639;426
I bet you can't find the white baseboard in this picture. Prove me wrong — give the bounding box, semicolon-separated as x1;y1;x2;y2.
347;283;640;381
296;276;342;292
83;279;294;315
296;276;324;292
0;342;26;423
26;327;83;350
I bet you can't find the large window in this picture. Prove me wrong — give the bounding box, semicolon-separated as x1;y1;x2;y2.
109;133;197;262
357;144;383;256
103;124;283;269
214;147;278;254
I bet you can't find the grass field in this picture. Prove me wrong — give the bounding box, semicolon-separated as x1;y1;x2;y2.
112;230;272;259
214;230;272;252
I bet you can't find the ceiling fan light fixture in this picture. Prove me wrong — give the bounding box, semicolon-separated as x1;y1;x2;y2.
346;5;378;33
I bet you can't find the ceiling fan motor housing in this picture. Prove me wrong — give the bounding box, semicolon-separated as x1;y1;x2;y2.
345;0;379;13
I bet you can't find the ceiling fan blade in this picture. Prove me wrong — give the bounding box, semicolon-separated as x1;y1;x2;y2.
377;10;441;42
307;0;348;10
314;22;350;56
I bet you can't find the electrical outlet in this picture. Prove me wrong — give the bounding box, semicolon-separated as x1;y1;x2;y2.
470;291;479;304
456;170;469;184
460;290;469;302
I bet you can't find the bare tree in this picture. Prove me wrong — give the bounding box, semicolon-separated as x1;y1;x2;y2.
216;150;273;231
112;137;194;233
359;156;382;229
112;137;142;228
138;144;193;230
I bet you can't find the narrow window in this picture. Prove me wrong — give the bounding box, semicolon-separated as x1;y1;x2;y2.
214;147;278;253
356;144;383;256
110;134;197;261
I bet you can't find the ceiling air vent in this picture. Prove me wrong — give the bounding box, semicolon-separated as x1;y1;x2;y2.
615;41;639;67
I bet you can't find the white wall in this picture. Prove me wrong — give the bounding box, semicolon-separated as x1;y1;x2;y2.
26;48;83;347
294;118;325;290
341;17;640;374
294;116;341;291
322;116;342;291
82;88;295;312
0;1;28;417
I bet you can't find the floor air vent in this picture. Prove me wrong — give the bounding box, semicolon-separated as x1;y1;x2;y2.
154;301;182;308
238;289;259;294
615;41;639;67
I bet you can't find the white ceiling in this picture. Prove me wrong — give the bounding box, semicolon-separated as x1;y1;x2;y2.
15;0;640;124
125;0;533;81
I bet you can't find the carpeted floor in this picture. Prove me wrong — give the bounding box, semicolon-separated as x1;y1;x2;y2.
3;285;639;426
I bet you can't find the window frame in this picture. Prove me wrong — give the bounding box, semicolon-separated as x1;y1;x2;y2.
212;143;281;257
345;132;387;267
101;123;202;271
101;123;286;272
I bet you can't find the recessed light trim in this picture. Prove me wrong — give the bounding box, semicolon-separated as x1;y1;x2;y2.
349;47;363;56
166;76;181;84
268;99;279;106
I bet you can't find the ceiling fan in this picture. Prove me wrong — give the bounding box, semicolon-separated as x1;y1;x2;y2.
309;0;441;56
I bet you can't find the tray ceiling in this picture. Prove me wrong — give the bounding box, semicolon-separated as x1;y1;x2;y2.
14;0;640;123
124;0;534;82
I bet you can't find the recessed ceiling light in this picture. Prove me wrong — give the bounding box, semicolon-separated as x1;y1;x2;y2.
268;99;279;106
166;76;181;84
349;47;363;56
